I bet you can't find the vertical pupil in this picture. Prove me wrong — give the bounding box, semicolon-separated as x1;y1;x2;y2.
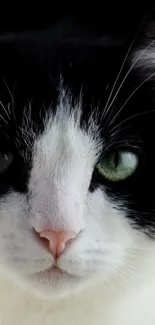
114;151;119;168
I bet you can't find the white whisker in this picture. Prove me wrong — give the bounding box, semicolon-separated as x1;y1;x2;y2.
109;71;155;127
7;102;11;116
110;108;155;136
0;101;10;120
106;39;155;116
103;22;144;120
114;271;128;290
117;267;141;285
1;77;16;122
0;113;9;126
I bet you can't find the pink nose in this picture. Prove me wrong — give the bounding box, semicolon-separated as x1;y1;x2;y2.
39;230;77;258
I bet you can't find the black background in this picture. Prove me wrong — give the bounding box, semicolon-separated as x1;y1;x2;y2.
0;2;153;34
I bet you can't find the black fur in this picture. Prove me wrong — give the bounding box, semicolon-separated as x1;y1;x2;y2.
0;6;155;233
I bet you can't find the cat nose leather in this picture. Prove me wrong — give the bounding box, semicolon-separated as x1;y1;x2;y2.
39;230;77;258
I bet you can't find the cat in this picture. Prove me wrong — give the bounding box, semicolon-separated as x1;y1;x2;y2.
0;5;155;325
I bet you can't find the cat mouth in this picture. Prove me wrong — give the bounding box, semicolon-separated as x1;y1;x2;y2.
34;265;73;277
48;266;65;275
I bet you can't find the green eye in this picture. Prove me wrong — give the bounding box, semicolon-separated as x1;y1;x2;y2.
0;153;13;174
97;150;138;182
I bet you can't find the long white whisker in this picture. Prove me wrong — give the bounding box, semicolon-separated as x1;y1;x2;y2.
110;108;155;135
114;271;128;290
0;114;9;126
0;101;10;120
7;102;11;116
106;39;155;114
1;77;16;122
109;71;155;127
118;266;142;285
103;21;144;118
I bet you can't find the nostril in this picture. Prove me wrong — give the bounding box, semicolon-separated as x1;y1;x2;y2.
33;229;51;252
40;230;77;258
40;236;50;251
34;229;79;258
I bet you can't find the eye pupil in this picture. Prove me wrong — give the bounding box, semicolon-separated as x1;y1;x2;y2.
97;150;138;182
114;151;119;168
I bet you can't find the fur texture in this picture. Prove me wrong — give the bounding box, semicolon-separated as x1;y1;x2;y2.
0;5;155;324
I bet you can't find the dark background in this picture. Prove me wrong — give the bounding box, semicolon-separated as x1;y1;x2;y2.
0;2;153;35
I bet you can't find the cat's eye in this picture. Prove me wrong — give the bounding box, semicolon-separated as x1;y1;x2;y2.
0;152;13;174
96;150;138;182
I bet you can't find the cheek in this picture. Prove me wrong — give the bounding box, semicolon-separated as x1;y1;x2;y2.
0;193;44;256
86;189;135;251
0;192;27;232
57;191;135;277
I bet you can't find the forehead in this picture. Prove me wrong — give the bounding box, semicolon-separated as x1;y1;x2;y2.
0;22;153;153
0;26;129;104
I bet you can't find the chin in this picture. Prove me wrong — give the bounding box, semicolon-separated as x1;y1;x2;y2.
14;268;94;300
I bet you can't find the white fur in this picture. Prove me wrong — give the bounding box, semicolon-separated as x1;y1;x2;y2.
0;90;155;322
1;245;155;325
132;43;155;70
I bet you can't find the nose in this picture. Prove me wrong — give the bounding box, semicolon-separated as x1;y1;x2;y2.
39;230;77;258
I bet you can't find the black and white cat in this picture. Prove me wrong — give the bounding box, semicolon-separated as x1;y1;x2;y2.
0;5;155;324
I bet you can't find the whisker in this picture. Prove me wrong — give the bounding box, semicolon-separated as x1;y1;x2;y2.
121;251;145;259
1;77;16;122
0;101;11;120
109;71;155;127
114;271;129;290
118;266;142;285
110;108;155;135
130;246;155;252
0;113;9;126
103;20;145;120
7;102;11;116
106;38;155;116
121;261;140;273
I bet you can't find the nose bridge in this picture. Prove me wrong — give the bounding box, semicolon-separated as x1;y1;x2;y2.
47;189;78;229
30;180;84;233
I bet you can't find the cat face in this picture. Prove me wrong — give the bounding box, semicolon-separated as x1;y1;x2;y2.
0;92;137;298
0;12;154;299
